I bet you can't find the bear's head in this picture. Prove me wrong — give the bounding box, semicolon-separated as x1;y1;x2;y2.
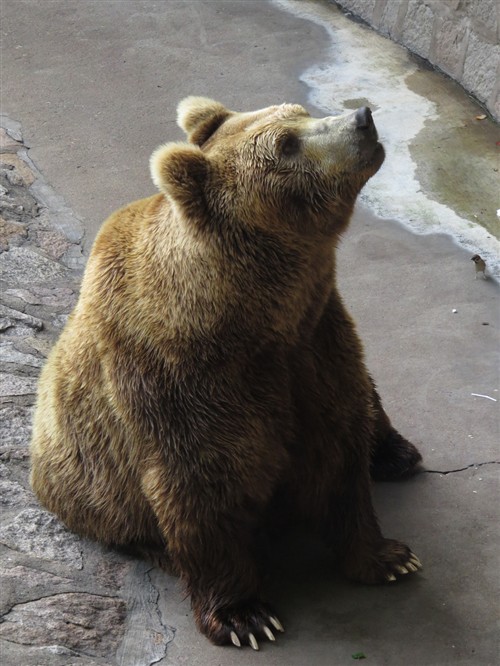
150;97;384;238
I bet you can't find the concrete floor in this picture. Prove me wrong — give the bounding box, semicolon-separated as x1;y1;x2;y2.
1;1;499;664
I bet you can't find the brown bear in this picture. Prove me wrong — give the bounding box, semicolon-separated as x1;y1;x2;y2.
30;97;422;650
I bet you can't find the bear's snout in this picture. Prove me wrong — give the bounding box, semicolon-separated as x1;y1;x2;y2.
354;106;373;130
350;106;383;170
353;106;378;144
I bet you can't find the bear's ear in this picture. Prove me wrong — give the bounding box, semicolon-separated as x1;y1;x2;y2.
150;142;209;220
177;96;232;146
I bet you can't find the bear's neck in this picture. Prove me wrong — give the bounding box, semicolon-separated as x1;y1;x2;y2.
210;223;339;344
145;209;340;358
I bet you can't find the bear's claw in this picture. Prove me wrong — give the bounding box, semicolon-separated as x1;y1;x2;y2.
410;554;423;568
269;615;285;633
230;620;281;650
385;549;422;582
263;626;276;641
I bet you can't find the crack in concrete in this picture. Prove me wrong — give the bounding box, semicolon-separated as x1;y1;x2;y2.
0;635;99;663
145;568;176;665
0;637;85;662
423;461;500;475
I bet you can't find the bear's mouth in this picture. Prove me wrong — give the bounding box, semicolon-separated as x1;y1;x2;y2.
358;141;385;172
369;141;385;165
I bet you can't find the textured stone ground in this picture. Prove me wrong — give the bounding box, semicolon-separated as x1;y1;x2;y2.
0;123;183;666
0;126;137;666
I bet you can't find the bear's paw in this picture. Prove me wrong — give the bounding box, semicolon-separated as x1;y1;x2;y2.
344;539;422;585
198;599;284;650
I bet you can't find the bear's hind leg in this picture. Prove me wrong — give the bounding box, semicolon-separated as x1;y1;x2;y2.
370;385;422;481
327;465;422;584
371;428;423;482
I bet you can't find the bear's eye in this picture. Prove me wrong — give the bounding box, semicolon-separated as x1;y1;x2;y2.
277;132;300;157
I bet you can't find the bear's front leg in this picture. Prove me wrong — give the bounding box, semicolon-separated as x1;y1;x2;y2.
328;464;422;584
141;465;284;650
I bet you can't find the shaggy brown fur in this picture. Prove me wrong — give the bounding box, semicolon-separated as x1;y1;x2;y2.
30;97;422;649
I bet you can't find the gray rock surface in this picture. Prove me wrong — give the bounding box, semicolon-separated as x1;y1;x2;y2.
0;373;38;397
0;342;44;368
0;479;31;507
0;246;67;284
0;304;43;333
0;641;106;666
0;125;112;664
0;508;84;568
0;592;126;657
0;119;176;666
0;404;33;458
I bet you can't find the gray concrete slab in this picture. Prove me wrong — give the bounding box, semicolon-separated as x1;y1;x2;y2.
1;1;499;665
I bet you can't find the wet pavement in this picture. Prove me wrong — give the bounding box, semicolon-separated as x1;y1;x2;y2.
1;1;499;665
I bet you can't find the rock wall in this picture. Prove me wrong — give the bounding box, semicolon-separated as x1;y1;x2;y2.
333;0;500;121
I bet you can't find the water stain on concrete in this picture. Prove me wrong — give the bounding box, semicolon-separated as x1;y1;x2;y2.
342;97;379;112
406;67;500;239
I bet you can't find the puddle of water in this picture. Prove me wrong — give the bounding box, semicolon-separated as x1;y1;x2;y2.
406;68;499;239
272;0;500;280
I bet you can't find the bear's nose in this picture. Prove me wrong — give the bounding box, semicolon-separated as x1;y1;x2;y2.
355;106;373;130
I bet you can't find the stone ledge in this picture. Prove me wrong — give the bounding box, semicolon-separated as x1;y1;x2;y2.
0;118;175;665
